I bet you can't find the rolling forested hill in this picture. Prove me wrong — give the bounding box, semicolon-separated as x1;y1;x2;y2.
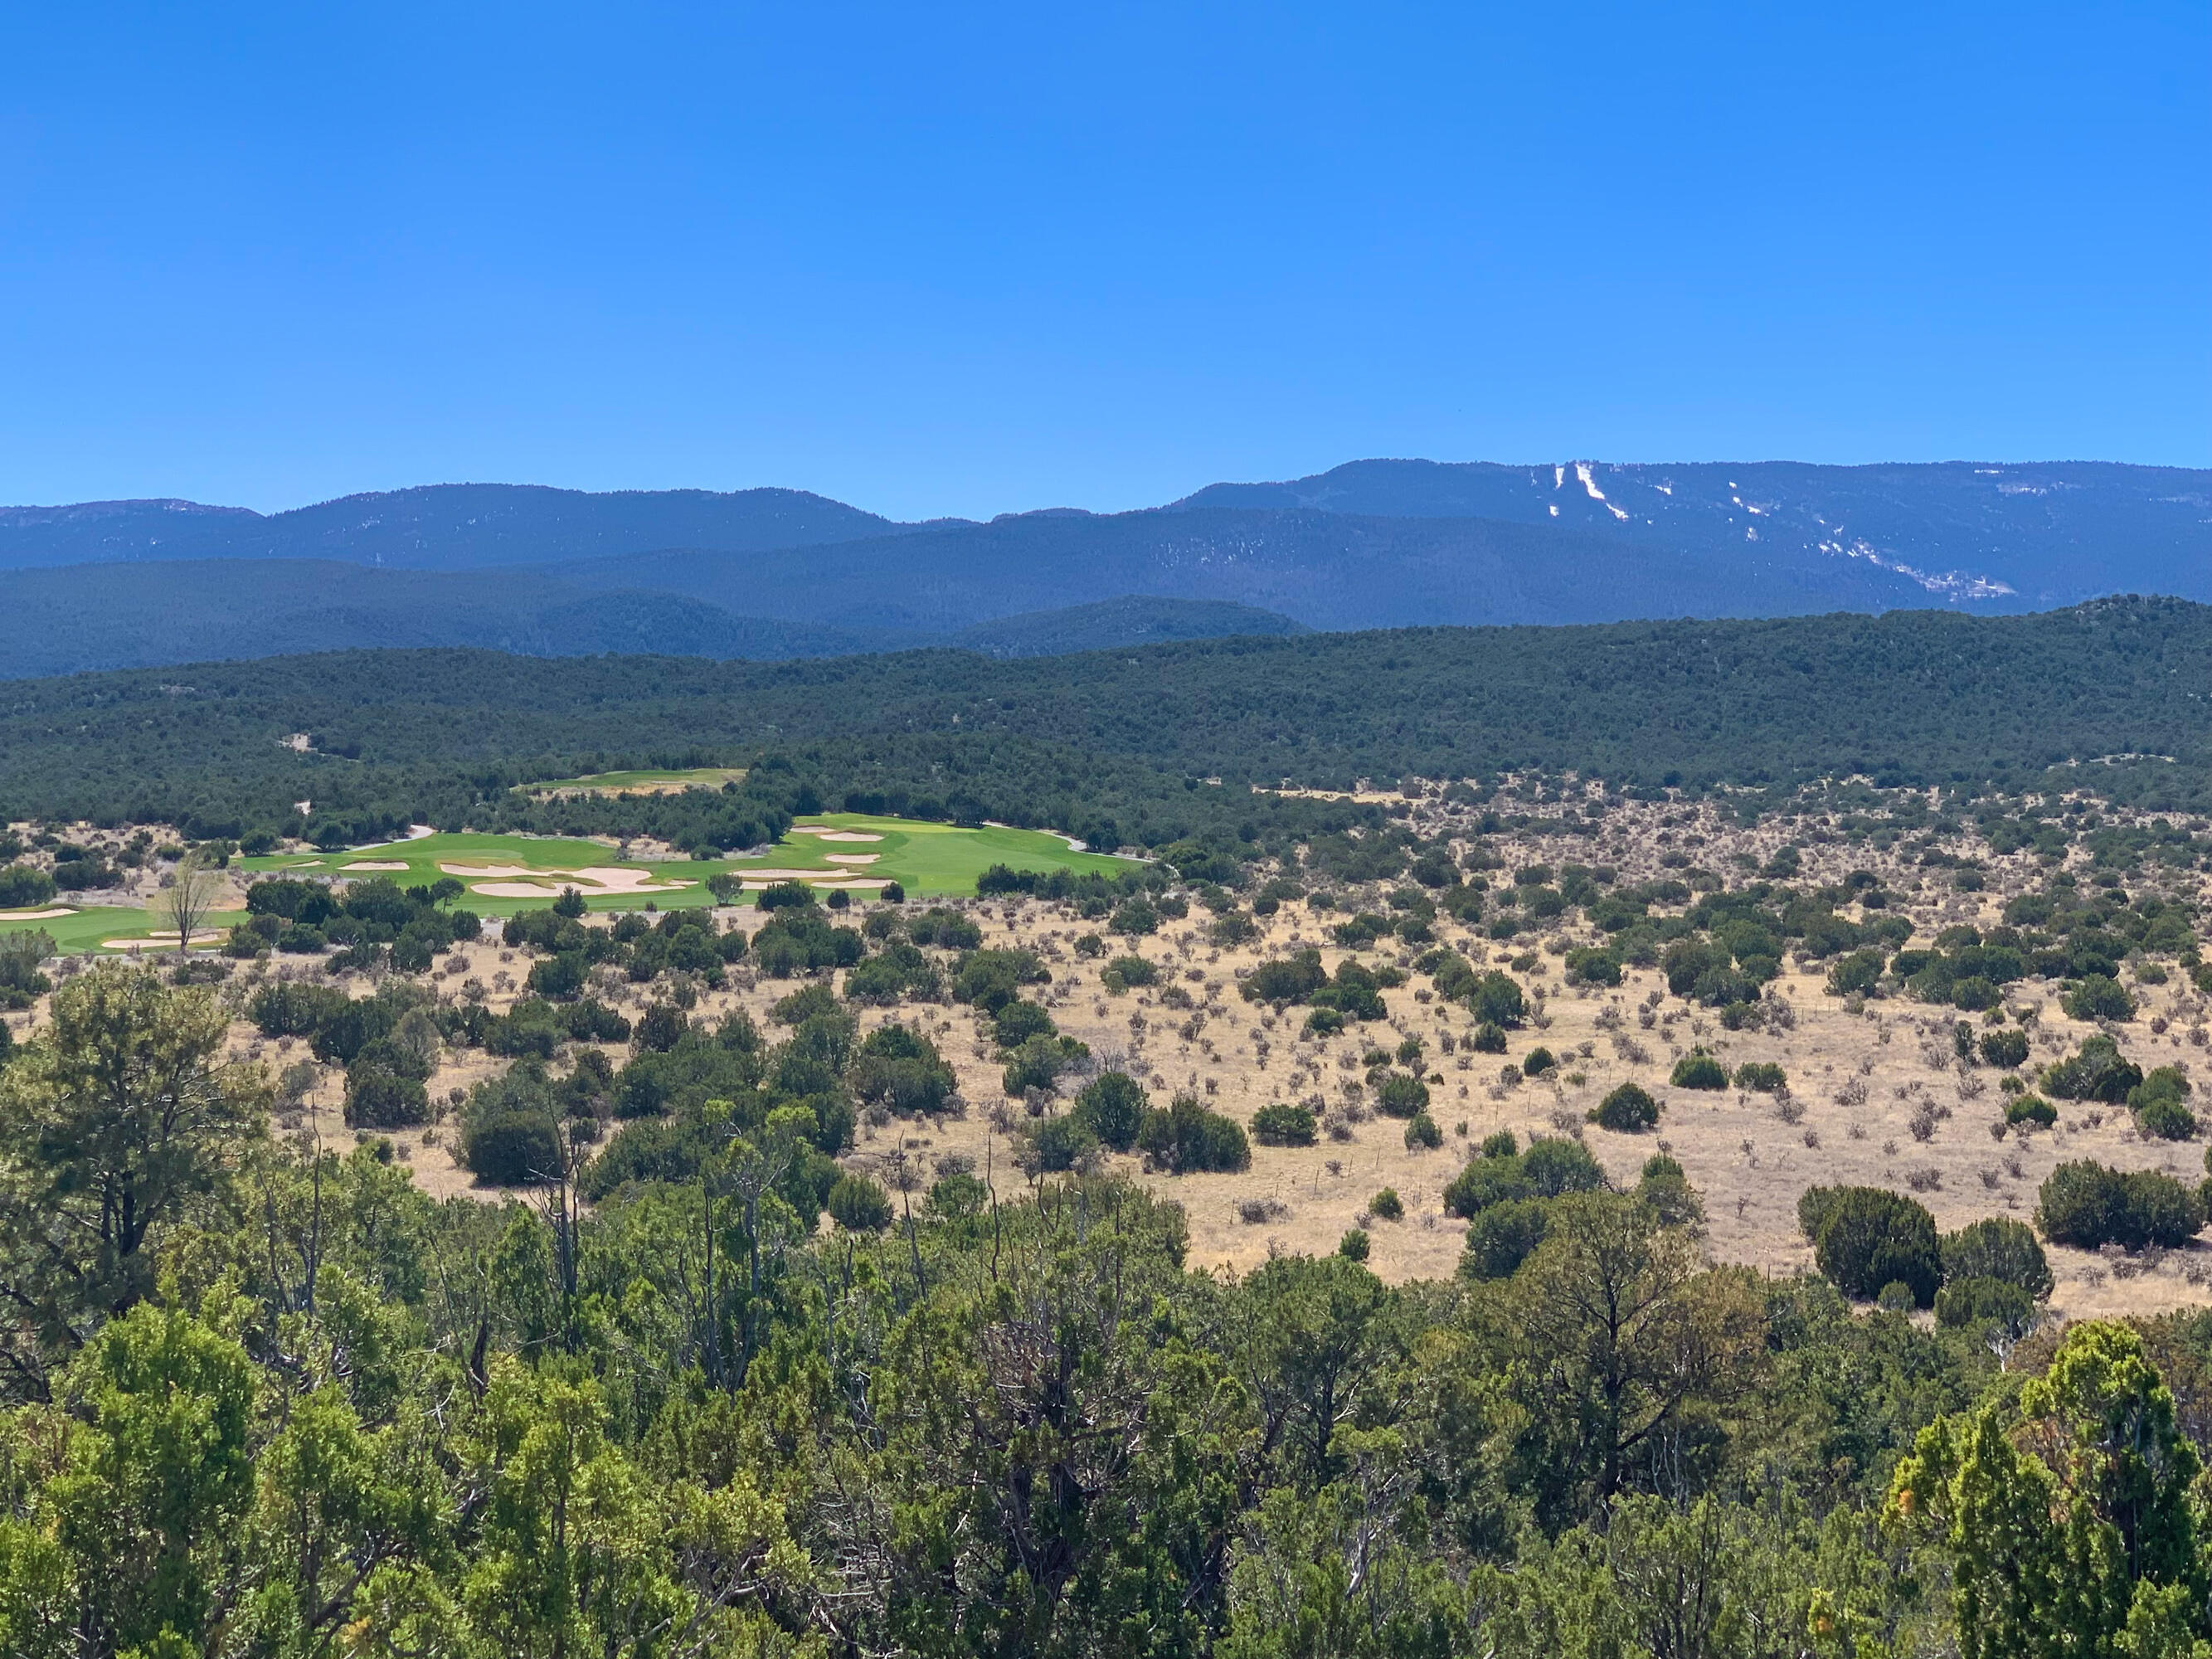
2;597;2204;849
0;484;909;570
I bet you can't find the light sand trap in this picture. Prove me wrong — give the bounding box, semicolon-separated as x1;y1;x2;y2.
445;863;692;898
343;861;410;872
570;867;693;893
104;931;224;951
718;867;842;880
0;907;75;921
787;828;884;842
824;854;880;864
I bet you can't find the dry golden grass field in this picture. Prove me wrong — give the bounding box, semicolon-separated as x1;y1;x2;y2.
13;785;2207;1326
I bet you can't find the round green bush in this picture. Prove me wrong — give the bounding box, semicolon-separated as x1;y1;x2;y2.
1798;1185;1940;1307
1135;1094;1251;1175
1522;1046;1556;1078
2005;1093;2057;1129
1939;1216;2053;1300
1374;1073;1432;1118
2038;1160;2203;1252
2136;1096;2200;1142
1368;1187;1404;1222
344;1066;430;1131
1338;1228;1371;1262
462;1112;563;1187
1251;1102;1319;1147
1470;1021;1508;1054
1072;1072;1148;1151
2062;975;2136;1023
827;1173;895;1232
1980;1028;2030;1070
1591;1082;1660;1133
1403;1112;1443;1151
1025;1113;1101;1174
1670;1050;1728;1090
1875;1281;1918;1313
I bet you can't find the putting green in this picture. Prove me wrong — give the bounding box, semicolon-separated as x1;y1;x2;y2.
751;815;1131;897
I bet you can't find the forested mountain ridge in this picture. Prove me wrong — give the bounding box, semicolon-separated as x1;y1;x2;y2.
2;596;2205;849
1175;457;2212;608
0;483;912;572
0;561;1300;679
0;461;2200;679
541;503;1959;635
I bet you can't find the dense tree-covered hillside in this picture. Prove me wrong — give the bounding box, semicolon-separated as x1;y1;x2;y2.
0;598;2205;850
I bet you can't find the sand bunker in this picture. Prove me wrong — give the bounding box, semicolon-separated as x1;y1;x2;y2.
343;861;410;872
443;862;691;898
788;828;884;843
571;867;693;893
105;931;224;951
824;854;880;864
0;907;75;921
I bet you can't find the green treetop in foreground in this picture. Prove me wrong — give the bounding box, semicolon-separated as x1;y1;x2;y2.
2;967;2212;1654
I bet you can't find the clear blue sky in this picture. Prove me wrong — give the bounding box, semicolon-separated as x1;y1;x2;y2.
2;2;2205;518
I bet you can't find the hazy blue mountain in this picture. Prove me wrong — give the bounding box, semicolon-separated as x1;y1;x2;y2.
946;596;1307;657
0;560;894;676
0;499;264;567
0;560;1319;679
1174;459;2212;607
554;505;1963;635
0;461;2201;676
0;484;912;572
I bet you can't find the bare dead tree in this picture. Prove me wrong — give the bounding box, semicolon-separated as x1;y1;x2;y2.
159;851;221;955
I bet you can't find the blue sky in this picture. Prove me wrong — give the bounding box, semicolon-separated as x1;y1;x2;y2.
1;2;2205;518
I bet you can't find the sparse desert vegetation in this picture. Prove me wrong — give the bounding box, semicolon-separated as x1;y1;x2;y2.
7;769;2205;1326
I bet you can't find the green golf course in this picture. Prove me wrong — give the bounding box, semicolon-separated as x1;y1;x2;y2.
0;815;1134;952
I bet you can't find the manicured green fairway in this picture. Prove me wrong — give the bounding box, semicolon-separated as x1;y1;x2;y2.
0;815;1135;953
756;815;1132;896
238;833;730;918
0;903;247;956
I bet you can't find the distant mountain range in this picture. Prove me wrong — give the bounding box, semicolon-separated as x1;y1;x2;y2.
0;460;2200;678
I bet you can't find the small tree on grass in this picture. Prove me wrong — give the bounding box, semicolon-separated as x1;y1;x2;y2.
1670;1049;1728;1090
1798;1185;1940;1306
158;851;221;955
1591;1082;1660;1133
1072;1071;1147;1151
2037;1161;2202;1252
